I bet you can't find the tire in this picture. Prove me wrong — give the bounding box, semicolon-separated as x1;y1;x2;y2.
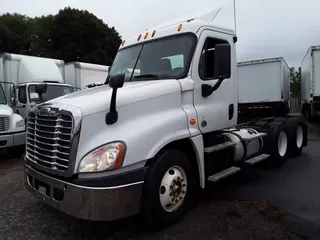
263;122;289;166
255;121;269;126
305;107;314;122
286;117;307;157
141;149;197;228
273;117;287;123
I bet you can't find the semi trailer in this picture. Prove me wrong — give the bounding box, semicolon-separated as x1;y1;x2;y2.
24;7;308;228
301;45;320;120
238;57;291;120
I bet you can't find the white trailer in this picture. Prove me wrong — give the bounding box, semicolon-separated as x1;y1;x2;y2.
301;45;320;120
64;62;109;90
24;7;308;228
237;57;291;118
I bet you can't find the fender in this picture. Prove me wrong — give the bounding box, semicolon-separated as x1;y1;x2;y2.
74;91;191;174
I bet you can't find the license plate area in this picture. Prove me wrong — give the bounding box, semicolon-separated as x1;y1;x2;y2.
27;173;65;201
35;179;50;196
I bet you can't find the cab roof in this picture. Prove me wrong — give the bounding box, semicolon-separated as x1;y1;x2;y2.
119;7;235;49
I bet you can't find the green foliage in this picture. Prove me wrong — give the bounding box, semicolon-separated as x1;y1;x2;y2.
290;67;301;98
0;8;121;65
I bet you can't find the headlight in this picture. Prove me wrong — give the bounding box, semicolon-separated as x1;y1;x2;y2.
78;142;125;173
16;119;25;128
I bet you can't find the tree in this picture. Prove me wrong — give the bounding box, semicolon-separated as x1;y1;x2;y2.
290;67;301;99
0;8;121;65
0;13;31;54
49;7;121;65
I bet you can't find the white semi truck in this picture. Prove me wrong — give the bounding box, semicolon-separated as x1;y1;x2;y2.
24;8;308;227
64;61;109;90
0;53;74;121
238;57;291;120
301;45;320;120
0;82;25;156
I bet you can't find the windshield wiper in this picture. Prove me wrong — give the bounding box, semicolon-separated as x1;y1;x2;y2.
134;74;160;80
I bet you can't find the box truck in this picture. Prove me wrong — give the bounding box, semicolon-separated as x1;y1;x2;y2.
64;62;109;90
301;45;320;120
24;7;308;228
237;57;291;120
0;82;25;156
0;53;75;121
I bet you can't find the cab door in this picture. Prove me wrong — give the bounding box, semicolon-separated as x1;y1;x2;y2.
192;29;237;133
14;85;28;120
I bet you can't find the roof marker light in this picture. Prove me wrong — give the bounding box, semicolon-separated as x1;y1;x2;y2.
137;34;142;41
178;24;183;31
152;30;156;37
144;32;149;39
121;40;126;46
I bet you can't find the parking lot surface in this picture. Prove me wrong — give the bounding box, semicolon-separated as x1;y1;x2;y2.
1;124;320;239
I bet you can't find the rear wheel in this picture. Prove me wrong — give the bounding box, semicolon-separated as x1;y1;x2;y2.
273;117;287;123
286;117;307;157
262;122;289;166
141;149;196;228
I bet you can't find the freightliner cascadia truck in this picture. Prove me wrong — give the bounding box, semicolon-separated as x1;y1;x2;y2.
24;8;308;228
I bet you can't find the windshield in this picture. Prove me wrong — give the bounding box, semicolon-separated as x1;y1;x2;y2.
28;85;74;104
108;33;196;81
0;83;7;105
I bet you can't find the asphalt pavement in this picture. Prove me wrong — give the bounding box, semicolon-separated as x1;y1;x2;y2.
1;122;320;239
217;122;320;237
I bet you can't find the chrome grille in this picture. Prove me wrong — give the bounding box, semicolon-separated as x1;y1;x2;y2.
26;110;73;172
0;116;9;132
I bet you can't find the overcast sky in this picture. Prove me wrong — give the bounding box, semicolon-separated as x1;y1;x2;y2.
1;0;320;67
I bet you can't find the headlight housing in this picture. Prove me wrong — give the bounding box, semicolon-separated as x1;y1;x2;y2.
78;142;125;173
16;119;25;128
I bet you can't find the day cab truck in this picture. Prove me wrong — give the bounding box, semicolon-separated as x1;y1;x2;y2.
301;45;320;121
0;53;75;121
0;82;25;156
24;8;308;228
237;57;291;121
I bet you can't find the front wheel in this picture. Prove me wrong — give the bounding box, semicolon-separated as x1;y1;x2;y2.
141;149;197;228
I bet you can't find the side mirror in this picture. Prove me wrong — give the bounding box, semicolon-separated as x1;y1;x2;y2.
109;74;125;89
11;97;16;106
35;83;48;94
213;43;231;79
30;102;37;108
105;74;125;125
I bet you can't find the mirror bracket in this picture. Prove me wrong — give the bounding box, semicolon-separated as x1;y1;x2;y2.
201;76;226;97
105;88;119;125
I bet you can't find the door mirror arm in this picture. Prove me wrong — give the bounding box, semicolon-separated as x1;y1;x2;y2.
201;76;226;97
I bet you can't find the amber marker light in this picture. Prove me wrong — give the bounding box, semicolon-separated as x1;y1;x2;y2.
152;30;156;37
190;119;196;125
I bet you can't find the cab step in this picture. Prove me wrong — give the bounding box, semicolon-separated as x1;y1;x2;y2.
241;132;267;141
204;141;236;153
207;166;241;182
245;153;270;165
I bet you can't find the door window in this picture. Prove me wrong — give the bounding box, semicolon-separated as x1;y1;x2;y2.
199;38;228;80
18;86;27;104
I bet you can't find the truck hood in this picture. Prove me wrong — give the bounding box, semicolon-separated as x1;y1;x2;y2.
47;80;182;116
0;104;13;117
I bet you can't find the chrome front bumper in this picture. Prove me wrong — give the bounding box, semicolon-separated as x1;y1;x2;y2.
0;131;25;148
25;165;144;221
